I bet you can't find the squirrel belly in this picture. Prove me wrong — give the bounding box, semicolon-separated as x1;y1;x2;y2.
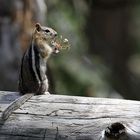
1;23;58;121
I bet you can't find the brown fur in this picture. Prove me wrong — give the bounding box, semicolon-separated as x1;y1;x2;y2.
33;23;57;58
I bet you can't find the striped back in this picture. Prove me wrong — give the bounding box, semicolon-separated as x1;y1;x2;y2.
18;42;48;95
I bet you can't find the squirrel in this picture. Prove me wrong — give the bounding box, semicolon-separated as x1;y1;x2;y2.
1;23;59;120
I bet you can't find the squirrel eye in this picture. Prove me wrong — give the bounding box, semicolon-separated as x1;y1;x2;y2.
45;29;50;33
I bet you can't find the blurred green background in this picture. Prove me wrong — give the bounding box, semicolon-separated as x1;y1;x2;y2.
1;0;140;100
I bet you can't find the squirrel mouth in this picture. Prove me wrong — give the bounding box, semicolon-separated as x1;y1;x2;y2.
54;48;59;54
51;41;60;54
51;37;60;54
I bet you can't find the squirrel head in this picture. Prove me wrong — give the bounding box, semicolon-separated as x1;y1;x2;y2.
35;23;57;40
33;23;59;58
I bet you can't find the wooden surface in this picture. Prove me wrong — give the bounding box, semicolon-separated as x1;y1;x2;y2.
0;91;140;140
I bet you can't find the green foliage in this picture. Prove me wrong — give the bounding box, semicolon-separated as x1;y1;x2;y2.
47;0;111;96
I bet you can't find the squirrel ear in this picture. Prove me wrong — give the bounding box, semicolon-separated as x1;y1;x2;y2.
35;23;41;31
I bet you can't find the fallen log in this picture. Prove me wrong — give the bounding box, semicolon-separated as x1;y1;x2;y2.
0;91;140;140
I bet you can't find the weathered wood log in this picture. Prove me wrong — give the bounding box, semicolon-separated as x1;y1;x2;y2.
0;91;140;140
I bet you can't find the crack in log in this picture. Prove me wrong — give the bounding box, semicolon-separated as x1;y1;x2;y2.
55;127;59;140
4;112;140;121
0;132;43;138
46;109;80;116
125;125;140;135
43;128;47;140
28;100;140;106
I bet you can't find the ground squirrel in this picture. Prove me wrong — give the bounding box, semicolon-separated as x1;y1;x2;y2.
1;23;59;120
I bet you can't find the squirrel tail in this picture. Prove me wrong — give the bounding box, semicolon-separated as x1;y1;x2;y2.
1;93;33;121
